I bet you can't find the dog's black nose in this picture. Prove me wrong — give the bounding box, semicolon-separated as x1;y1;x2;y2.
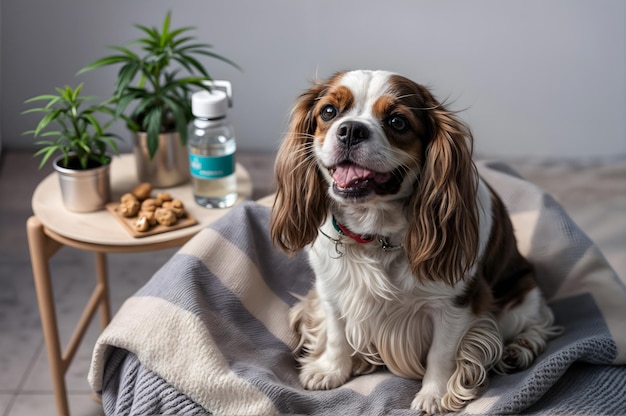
336;121;369;147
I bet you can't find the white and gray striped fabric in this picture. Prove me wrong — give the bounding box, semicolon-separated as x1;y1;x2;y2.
89;161;626;415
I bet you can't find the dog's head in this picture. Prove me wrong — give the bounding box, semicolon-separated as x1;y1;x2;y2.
271;70;479;283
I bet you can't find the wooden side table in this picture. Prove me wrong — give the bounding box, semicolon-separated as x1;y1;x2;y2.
26;154;252;416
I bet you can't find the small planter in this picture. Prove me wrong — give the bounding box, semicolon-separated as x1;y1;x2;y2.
54;155;111;212
132;131;189;188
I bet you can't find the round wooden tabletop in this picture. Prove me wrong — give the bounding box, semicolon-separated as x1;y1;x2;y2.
31;153;253;249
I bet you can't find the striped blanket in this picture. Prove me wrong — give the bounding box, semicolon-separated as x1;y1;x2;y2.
89;161;626;415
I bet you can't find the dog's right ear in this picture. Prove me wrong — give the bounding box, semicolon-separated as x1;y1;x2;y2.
270;80;330;254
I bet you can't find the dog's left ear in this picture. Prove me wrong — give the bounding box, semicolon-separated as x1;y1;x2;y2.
406;102;480;285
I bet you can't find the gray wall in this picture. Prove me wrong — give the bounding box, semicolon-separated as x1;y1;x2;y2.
2;0;625;158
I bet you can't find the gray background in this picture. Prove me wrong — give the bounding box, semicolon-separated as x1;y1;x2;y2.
1;0;624;158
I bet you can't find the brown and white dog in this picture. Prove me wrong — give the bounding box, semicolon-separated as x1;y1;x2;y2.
270;70;561;413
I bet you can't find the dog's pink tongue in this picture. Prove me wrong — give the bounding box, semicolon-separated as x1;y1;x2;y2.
332;164;373;188
333;164;393;188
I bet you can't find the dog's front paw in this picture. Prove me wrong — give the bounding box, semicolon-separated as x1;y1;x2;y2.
411;389;446;415
300;356;351;390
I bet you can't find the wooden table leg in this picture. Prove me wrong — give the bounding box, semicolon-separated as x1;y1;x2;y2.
94;252;111;329
26;216;70;416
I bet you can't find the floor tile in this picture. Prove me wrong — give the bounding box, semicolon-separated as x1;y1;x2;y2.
0;337;41;393
0;261;44;392
6;393;103;416
21;320;99;393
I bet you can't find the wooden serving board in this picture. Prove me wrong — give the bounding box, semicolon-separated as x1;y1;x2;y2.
106;202;198;238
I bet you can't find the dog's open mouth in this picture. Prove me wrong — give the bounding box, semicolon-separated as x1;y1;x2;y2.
329;162;404;199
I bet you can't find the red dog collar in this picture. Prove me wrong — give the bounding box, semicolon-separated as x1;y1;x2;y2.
332;216;375;244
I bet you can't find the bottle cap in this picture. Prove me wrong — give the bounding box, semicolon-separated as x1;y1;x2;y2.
191;90;229;119
191;80;233;119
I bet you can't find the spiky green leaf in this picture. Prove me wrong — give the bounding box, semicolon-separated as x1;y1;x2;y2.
145;106;163;158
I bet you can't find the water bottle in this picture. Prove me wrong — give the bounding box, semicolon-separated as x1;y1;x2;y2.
188;81;238;208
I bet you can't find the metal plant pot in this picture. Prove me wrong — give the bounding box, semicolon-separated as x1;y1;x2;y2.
132;131;190;187
53;155;111;212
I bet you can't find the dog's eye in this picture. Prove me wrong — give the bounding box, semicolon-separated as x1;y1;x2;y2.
388;115;409;132
321;105;338;121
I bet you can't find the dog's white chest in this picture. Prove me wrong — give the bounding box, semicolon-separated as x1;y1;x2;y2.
309;237;435;377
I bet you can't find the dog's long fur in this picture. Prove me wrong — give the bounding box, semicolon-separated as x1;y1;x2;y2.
270;70;561;413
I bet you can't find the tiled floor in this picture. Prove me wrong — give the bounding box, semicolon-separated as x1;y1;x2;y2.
0;150;624;416
0;150;275;416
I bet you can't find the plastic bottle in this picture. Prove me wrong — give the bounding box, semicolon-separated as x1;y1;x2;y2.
188;81;238;208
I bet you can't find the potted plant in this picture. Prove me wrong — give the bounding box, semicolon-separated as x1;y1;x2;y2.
78;11;240;187
22;83;122;212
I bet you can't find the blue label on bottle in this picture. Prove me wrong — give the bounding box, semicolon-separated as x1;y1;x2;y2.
189;153;235;179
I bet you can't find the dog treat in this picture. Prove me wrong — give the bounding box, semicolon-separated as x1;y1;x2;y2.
155;207;178;226
121;193;137;203
135;215;150;232
139;210;158;226
163;199;185;218
141;198;159;212
156;192;173;205
132;182;152;201
119;199;140;217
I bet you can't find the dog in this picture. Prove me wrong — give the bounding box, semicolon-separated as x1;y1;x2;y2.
270;70;561;413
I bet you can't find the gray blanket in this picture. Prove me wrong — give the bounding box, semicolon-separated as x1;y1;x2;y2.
89;161;626;415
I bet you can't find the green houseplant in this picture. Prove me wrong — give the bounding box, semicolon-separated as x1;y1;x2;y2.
22;83;122;212
78;11;239;187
